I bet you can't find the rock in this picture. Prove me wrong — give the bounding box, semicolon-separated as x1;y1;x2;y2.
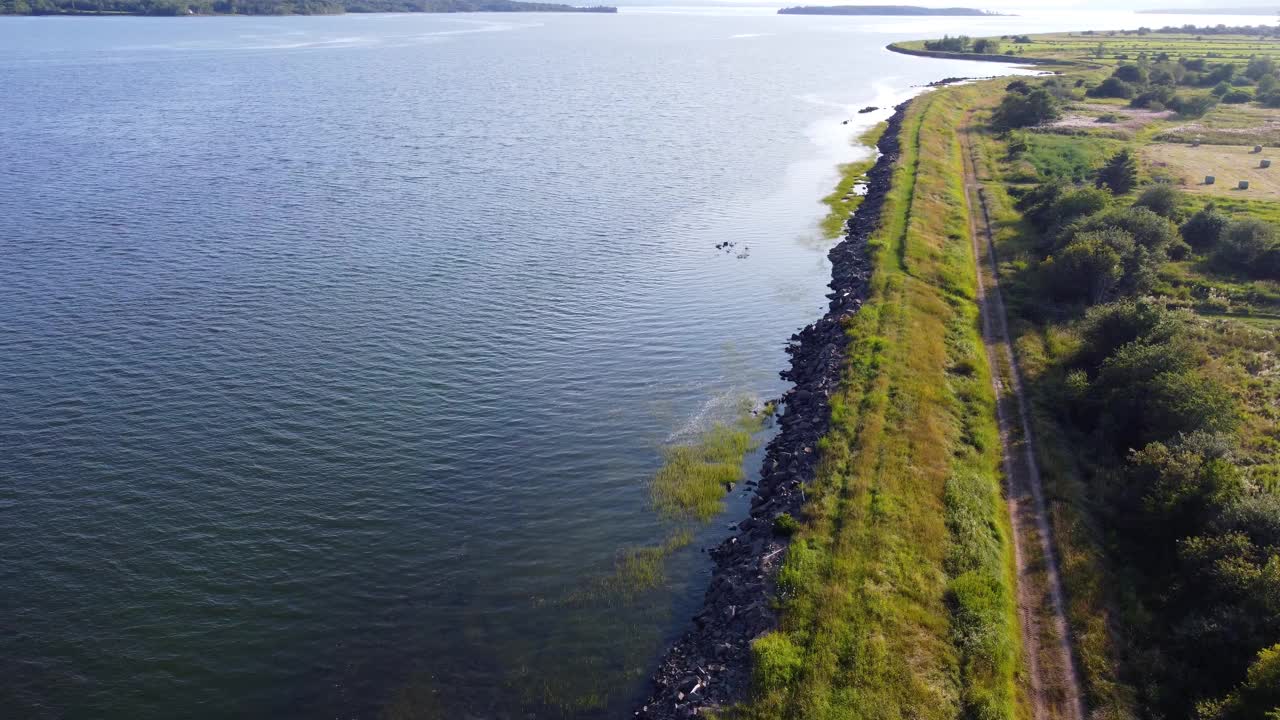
634;101;910;720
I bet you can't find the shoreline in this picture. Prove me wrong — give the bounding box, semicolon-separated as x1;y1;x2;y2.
634;101;909;719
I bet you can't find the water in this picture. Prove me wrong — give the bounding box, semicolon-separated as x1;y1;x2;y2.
2;8;1268;719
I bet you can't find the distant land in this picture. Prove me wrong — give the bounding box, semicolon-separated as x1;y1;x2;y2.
0;0;615;15
777;5;1003;16
1137;6;1279;13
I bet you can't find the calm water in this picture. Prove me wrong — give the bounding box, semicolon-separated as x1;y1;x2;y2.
1;8;1259;719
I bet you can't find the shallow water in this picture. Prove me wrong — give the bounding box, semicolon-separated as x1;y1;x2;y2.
0;8;1246;719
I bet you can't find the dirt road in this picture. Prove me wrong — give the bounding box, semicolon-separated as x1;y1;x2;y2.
959;115;1088;720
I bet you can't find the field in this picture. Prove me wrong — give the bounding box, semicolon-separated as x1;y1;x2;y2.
1144;142;1280;198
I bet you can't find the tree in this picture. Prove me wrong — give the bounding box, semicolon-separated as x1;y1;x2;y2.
1214;218;1280;278
1097;149;1139;195
1114;64;1148;83
972;38;1000;54
1205;643;1280;719
1180;203;1229;250
1044;229;1131;304
991;87;1061;130
1089;77;1137;99
1134;184;1181;219
1245;55;1277;80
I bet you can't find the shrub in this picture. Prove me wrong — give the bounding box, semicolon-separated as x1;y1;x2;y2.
1045;230;1130;303
1171;93;1219;117
751;633;804;690
992;87;1061;130
1180;202;1229;250
1212;81;1233;97
1214;218;1280;278
1132;85;1175;108
972;38;1000;54
1221;90;1253;104
1097;113;1121;123
1090;76;1137;99
772;513;800;536
1113;64;1148;84
1134;184;1182;219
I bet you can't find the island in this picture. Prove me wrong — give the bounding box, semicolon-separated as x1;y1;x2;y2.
0;0;616;15
778;5;1003;15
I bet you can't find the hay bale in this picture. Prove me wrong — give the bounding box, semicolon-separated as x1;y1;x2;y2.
1262;159;1272;169
1239;180;1251;190
1254;145;1264;153
1205;175;1216;185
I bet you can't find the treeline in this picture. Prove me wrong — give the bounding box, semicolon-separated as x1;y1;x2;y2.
1083;24;1280;38
0;0;615;14
992;79;1280;718
1088;53;1280;110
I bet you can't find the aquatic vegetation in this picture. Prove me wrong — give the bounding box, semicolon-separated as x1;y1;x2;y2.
818;122;889;239
650;400;771;522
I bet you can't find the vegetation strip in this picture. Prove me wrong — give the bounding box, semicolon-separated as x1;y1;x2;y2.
635;103;905;720
904;26;1280;720
961;104;1086;720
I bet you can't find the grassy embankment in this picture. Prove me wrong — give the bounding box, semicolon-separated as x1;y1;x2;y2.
904;28;1280;720
729;86;1021;720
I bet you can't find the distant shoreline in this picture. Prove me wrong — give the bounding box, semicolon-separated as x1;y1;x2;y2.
0;0;616;17
778;5;1007;16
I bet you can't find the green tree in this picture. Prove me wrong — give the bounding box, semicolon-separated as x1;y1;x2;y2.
1214;218;1280;278
1181;202;1229;250
1097;149;1139;195
1044;229;1131;304
1134;183;1181;219
991;87;1061;130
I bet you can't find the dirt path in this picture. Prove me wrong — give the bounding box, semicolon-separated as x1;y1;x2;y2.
959;116;1087;720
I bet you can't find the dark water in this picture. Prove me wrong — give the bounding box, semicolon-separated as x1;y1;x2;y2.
0;10;1074;719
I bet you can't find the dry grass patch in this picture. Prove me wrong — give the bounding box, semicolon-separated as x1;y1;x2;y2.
1144;143;1280;199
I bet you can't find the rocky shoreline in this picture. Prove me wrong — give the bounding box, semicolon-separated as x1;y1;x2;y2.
634;101;909;719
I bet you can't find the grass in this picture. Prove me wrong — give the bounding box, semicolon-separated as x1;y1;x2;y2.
820;122;890;239
950;78;1145;720
563;530;695;606
726;85;1018;720
1013;132;1123;183
1144;142;1280;199
650;399;770;521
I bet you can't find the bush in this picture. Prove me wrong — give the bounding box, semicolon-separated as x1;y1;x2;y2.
1113;64;1148;84
1221;90;1253;104
1090;76;1137;99
1171;93;1219;117
992;87;1061;130
772;513;800;536
1045;230;1130;303
1134;184;1182;219
1132;86;1176;109
1075;206;1180;253
1214;218;1280;278
1180;202;1229;250
751;633;804;690
1097;113;1122;123
972;38;1000;54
